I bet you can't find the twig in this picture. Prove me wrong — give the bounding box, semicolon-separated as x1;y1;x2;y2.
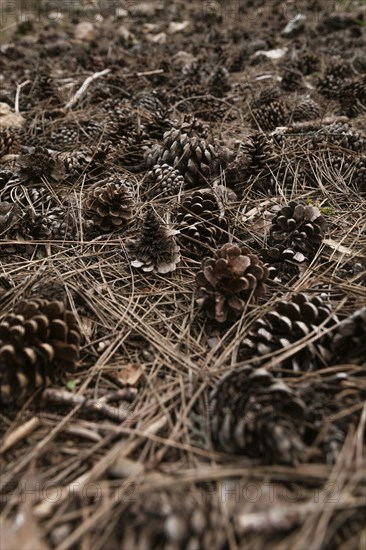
14;80;31;113
124;69;165;78
0;417;40;455
42;387;132;422
65;68;111;110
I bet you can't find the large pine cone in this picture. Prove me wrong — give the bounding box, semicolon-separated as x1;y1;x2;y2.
196;244;268;323
238;293;339;372
128;207;180;274
309;122;366;153
144;163;185;199
209;365;306;464
145;128;218;187
17;146;59;182
84;178;134;232
250;88;288;131
268;201;327;262
176;189;227;257
339;78;366;117
0;299;80;404
113;490;226;549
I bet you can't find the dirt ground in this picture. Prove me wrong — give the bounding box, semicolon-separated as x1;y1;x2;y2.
0;1;365;549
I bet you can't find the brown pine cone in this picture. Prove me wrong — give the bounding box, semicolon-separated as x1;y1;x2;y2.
0;128;20;157
339;78;366;117
144;163;185;199
250;88;288;131
84;178;134;232
196;243;268;323
209;365;306;464
17;146;59;181
316;58;352;99
292;99;322;122
176;189;227;257
238;292;339;372
128;207;180;274
0;299;80;404
145;128;218;187
329;307;366;366
111;489;227;549
300;368;366;463
353;156;366;193
268;201;327;261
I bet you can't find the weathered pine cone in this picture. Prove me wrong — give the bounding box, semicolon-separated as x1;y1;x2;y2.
84;178;134;232
176;189;227;257
292;99;322;122
316;58;352;99
128;207;180;274
339;78;366;117
209;365;306;464
145;128;218;187
112;489;226;549
0;128;20;157
238;292;339;372
144;163;185;199
353;157;366;193
300;368;366;463
250;88;288;131
17;146;61;181
0;299;80;404
196;243;268;323
329;307;366;366
268;201;327;261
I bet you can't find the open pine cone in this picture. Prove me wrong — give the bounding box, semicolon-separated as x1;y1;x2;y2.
238;293;339;372
84;178;134;232
0;299;80;404
176;189;227;257
268;201;327;262
196;243;268;323
209;365;306;464
128;207;181;274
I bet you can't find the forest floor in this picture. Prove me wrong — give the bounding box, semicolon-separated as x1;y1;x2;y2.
0;1;365;549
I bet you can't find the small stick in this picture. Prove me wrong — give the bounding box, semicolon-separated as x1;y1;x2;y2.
65;68;111;110
0;416;40;455
14;80;31;113
42;387;132;422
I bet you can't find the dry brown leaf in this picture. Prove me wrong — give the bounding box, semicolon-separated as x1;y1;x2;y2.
118;363;144;386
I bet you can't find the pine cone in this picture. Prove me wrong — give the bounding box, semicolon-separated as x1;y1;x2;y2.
250;88;288;131
310;122;366;153
297;52;320;75
292;99;322;122
17;146;59;181
176;189;227;257
0;128;20;157
196;243;268;323
145;128;218;187
317;58;352;99
0;201;23;239
0;299;80;404
238;292;339;372
281;64;303;91
339;78;366;117
329;307;366;366
353;156;366;193
114;490;226;549
84;178;134;232
128;207;180;273
300;369;366;463
268;201;327;261
207;66;231;97
144;164;185;199
209;365;306;464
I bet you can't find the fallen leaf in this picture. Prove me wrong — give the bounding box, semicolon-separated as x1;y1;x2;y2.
118;363;144;386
